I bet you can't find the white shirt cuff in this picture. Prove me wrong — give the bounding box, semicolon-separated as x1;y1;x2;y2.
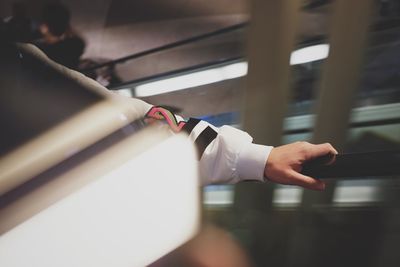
237;144;273;182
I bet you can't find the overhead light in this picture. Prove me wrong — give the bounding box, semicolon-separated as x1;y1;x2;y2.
290;44;330;65
134;44;329;97
115;88;133;97
135;62;247;97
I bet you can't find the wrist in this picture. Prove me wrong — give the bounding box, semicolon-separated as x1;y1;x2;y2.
237;144;273;182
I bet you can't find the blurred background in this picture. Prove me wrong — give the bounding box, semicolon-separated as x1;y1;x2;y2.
1;0;400;266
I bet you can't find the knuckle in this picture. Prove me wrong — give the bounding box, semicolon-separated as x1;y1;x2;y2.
324;142;332;148
324;142;336;152
299;142;310;153
295;141;306;146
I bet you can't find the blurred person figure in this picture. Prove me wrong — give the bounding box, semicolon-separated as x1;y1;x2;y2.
3;2;34;42
149;225;253;267
35;2;85;69
181;225;253;267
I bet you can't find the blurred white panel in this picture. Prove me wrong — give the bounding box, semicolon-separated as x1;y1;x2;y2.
333;180;382;204
272;186;303;207
203;185;234;206
0;135;199;267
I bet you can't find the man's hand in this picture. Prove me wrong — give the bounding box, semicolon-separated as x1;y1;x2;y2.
264;142;338;191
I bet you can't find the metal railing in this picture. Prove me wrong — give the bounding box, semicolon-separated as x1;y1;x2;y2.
80;22;247;73
302;150;400;178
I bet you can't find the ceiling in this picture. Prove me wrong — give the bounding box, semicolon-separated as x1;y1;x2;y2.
2;0;399;117
105;0;248;27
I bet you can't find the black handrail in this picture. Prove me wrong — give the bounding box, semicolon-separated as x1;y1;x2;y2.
81;22;247;72
302;150;400;178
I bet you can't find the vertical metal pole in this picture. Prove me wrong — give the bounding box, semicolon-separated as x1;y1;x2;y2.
288;2;375;266
234;3;301;266
302;0;374;207
312;0;374;149
242;0;301;146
